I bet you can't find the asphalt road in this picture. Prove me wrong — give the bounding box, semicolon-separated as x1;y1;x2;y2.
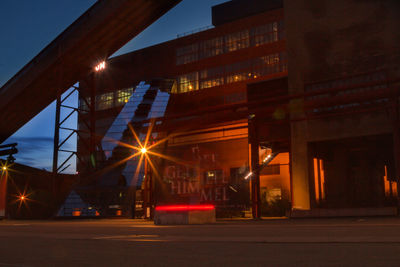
1;217;400;266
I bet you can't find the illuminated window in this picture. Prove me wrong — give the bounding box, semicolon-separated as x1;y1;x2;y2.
200;37;224;58
175;52;287;93
252;21;281;46
384;165;398;198
313;158;326;204
116;88;134;105
177;72;199;92
175;20;284;66
97;92;114;110
199;66;225;89
225;30;250;52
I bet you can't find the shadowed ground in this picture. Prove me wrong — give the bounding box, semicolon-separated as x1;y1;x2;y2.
1;217;400;266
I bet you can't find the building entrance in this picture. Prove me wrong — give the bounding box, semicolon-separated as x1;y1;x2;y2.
309;134;397;209
259;152;291;217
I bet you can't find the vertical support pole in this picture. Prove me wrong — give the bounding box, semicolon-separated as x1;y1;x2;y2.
0;170;7;218
52;92;61;200
289;149;294;211
392;88;400;204
53;94;61;174
149;159;153;219
89;73;97;170
143;156;150;219
142;153;154;219
249;117;261;219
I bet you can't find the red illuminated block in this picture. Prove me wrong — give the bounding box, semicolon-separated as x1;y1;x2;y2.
154;204;216;225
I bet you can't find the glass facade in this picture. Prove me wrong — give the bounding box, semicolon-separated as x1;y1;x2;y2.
176;20;284;65
154;138;291;217
157;138;251;216
76;15;290;218
174;52;287;93
79;87;134;112
253;21;281;46
225;30;250;52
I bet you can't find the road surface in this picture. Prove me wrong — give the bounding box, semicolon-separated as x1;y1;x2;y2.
1;217;400;266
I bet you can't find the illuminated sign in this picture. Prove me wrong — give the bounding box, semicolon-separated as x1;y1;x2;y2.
94;61;106;72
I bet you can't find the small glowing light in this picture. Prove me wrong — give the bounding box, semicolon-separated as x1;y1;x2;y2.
94;61;106;72
188;85;193;90
141;147;147;154
229;185;238;193
124;98;129;103
244;172;253;180
2;166;7;171
263;154;272;163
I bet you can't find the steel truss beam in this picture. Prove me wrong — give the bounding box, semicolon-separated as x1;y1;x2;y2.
53;85;93;174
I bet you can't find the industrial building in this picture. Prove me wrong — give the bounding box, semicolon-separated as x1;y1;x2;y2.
70;0;400;218
1;0;399;219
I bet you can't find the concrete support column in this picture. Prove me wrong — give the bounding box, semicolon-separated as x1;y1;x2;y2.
392;90;400;201
290;121;311;210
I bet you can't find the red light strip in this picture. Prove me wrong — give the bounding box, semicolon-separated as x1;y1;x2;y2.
155;204;215;211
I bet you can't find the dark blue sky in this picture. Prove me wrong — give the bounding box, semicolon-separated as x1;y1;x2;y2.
0;0;227;172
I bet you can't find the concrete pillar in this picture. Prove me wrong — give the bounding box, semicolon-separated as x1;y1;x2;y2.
290;121;311;210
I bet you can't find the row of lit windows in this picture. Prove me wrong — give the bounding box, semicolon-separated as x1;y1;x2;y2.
174;52;287;93
80;87;134;111
176;21;284;65
81;53;286;109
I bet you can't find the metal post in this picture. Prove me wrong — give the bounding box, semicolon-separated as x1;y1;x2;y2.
52;94;61;174
89;73;96;170
249;117;261;219
144;156;150;218
392;88;400;207
0;170;7;218
149;159;153;219
52;92;62;200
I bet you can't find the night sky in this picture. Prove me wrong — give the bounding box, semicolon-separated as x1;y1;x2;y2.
0;0;227;172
